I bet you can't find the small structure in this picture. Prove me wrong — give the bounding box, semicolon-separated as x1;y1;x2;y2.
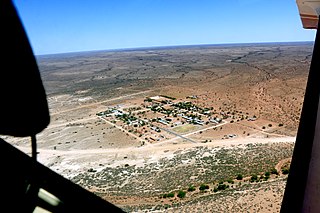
151;127;161;132
150;96;161;100
210;119;219;124
158;119;169;125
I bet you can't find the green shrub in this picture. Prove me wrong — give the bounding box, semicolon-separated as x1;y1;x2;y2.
236;174;243;180
199;184;209;191
167;193;175;198
161;192;175;198
161;194;167;198
217;183;229;190
265;171;271;177
144;98;153;102
177;190;186;198
250;174;258;182
271;168;279;175
282;168;290;175
227;179;234;184
188;185;196;192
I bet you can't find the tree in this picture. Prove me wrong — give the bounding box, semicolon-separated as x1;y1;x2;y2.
217;184;228;190
199;184;209;191
282;168;290;175
177;190;186;198
227;179;234;184
167;193;175;198
144;98;152;102
265;171;271;177
188;185;195;192
271;168;279;175
162;192;175;198
250;174;258;182
236;174;243;180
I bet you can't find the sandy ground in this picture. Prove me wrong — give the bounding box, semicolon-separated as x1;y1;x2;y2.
14;136;295;180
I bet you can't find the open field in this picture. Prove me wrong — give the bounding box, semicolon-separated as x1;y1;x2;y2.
2;42;313;212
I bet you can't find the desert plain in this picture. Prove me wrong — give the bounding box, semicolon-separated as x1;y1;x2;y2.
2;42;314;212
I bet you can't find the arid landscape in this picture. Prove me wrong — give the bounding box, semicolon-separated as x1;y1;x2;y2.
3;42;313;212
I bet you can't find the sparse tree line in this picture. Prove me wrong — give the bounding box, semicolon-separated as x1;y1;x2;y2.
159;166;289;200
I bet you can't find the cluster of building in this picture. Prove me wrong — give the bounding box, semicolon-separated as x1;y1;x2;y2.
96;95;257;143
96;95;224;143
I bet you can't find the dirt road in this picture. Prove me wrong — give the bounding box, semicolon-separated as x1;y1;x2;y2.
16;136;295;158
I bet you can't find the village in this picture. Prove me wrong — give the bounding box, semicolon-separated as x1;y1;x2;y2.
96;95;259;144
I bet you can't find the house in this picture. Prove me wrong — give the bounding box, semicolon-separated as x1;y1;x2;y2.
150;96;161;100
114;110;124;116
210;119;219;124
193;118;204;125
158;119;169;125
151;127;161;132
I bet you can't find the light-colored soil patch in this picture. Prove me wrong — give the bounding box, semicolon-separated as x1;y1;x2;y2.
172;124;199;133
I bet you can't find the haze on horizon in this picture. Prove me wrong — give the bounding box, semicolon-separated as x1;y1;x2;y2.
13;0;316;55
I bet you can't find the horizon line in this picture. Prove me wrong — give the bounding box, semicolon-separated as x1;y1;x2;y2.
36;40;314;57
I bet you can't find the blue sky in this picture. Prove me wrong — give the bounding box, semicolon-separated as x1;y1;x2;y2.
13;0;316;55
